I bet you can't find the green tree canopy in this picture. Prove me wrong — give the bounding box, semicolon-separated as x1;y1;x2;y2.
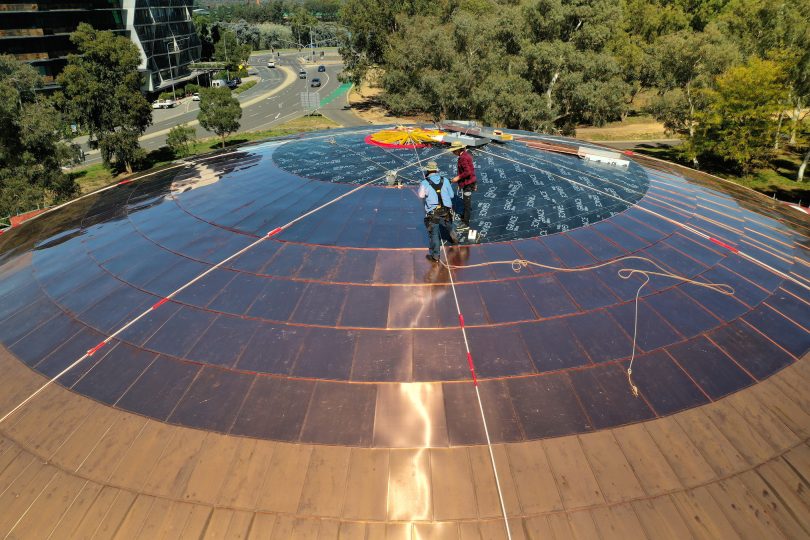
58;23;151;173
166;124;196;158
644;29;738;151
198;87;242;148
0;55;79;217
214;30;252;73
693;57;788;174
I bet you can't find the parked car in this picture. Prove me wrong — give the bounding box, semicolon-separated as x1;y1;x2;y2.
310;78;321;88
151;99;176;109
192;93;200;101
298;69;307;79
267;60;275;68
226;79;238;89
317;65;326;72
233;77;242;85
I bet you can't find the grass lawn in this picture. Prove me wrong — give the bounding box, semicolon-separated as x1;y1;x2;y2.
576;114;672;142
69;114;339;195
233;80;257;95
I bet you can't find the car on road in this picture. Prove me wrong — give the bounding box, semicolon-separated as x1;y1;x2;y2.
151;99;176;109
317;65;326;72
267;61;275;68
299;69;307;79
192;93;200;101
310;78;321;88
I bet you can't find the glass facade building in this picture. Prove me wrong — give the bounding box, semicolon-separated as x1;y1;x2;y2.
0;1;200;92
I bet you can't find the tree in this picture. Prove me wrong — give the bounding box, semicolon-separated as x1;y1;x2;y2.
796;119;809;182
198;87;242;148
193;14;216;61
712;0;810;146
644;29;738;165
692;57;788;174
338;0;409;84
290;7;319;48
226;20;261;49
520;0;631;132
166;124;196;158
58;23;151;173
620;0;690;42
0;55;80;217
214;30;252;74
258;23;293;50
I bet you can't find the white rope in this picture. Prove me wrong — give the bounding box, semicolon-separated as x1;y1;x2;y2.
476;146;810;293
440;254;734;397
0;150;440;427
439;240;513;540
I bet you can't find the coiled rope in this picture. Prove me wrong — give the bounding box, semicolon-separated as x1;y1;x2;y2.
440;255;734;396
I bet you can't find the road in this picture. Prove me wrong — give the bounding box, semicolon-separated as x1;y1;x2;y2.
77;51;361;166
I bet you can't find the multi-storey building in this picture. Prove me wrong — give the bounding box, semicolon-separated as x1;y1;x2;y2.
0;1;201;93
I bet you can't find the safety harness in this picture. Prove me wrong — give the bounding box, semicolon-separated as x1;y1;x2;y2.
427;176;449;210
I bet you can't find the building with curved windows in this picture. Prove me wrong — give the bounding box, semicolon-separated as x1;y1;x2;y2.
0;1;201;93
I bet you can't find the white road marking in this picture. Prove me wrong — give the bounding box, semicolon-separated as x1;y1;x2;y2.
274;112;281;119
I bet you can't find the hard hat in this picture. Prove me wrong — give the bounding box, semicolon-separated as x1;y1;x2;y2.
424;161;439;172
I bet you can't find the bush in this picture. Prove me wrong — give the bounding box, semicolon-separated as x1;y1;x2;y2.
185;83;200;96
233;80;257;94
158;89;184;101
166;124;196;157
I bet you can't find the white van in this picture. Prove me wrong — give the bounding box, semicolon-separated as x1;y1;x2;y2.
211;79;228;88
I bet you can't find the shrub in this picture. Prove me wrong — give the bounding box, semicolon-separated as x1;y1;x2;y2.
233;80;257;94
166;124;196;157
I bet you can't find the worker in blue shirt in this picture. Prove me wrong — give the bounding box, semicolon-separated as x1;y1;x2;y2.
418;161;458;262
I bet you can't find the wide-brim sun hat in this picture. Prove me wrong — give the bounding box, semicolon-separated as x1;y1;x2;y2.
449;141;466;151
424;161;439;172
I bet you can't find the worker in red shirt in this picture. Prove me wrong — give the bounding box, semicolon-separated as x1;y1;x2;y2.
450;141;476;231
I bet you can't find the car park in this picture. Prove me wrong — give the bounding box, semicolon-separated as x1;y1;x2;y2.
311;78;321;88
317;65;326;72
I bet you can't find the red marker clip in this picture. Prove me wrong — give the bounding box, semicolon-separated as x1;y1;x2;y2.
117;179;134;186
87;342;107;356
458;313;465;328
152;298;170;310
466;352;478;385
709;237;739;253
266;227;283;237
